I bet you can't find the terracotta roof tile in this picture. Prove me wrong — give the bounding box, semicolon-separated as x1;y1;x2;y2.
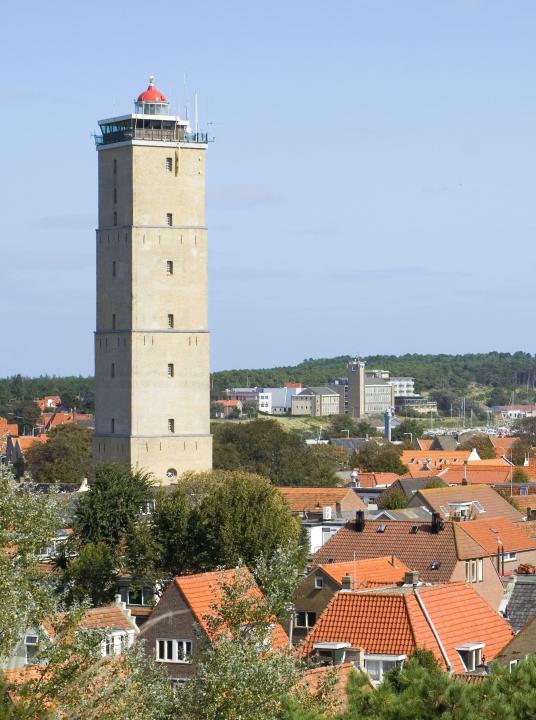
175;569;288;649
302;583;513;673
278;487;365;513
319;556;410;586
353;473;400;488
455;517;536;555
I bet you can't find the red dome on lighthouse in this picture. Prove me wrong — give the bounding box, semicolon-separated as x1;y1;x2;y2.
137;76;167;103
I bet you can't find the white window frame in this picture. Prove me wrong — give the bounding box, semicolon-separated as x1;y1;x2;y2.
456;643;484;671
165;157;173;172
509;660;518;672
363;654;406;682
314;575;324;590
156;638;192;664
503;552;517;562
24;635;39;665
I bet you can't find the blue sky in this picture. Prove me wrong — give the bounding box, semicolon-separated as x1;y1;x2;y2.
2;0;536;376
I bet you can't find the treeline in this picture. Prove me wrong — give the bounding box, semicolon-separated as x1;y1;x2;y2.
212;352;536;398
3;352;536;417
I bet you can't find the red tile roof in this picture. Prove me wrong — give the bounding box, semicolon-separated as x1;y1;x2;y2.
438;466;513;485
174;568;288;649
455;517;536;555
354;472;400;488
318;556;410;587
302;583;513;673
78;606;136;631
278;487;365;512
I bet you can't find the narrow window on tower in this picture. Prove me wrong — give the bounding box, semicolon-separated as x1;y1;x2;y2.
111;418;115;434
168;419;175;433
165;157;173;172
113;158;117;175
113;211;117;226
168;363;174;378
112;313;116;329
112;261;116;277
111;362;115;378
166;213;173;226
167;314;174;329
166;260;174;275
113;187;117;204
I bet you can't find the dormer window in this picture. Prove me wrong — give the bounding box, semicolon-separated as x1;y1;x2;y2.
456;642;484;671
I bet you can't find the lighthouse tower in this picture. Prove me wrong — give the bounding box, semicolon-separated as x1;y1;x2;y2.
93;77;212;483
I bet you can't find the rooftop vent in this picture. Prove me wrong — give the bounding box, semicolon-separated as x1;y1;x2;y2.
410;525;419;534
431;560;441;570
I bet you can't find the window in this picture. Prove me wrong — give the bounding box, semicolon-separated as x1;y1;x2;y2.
510;660;518;672
113;211;117;226
170;678;186;691
112;260;116;277
457;645;483;671
113;187;117;204
295;611;316;629
112;313;116;329
473;501;485;513
166;468;178;480
167;314;174;328
364;655;405;682
165;157;173;172
504;552;517;562
156;639;192;663
111;362;115;378
113;158;117;175
166;213;173;226
168;418;175;433
24;635;39;665
520;485;529;496
166;260;174;275
168;363;174;378
111;418;115;433
314;575;324;590
477;558;483;581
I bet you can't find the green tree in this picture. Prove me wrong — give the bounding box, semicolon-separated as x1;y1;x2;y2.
213;419;337;486
516;417;536;445
187;471;307;573
153;485;190;576
354;441;408;475
325;414;379;438
63;541;117;606
25;424;92;484
511;440;534;466
74;463;153;546
0;466;61;659
253;544;304;623
377;488;407;510
391;418;426;444
512;467;530;483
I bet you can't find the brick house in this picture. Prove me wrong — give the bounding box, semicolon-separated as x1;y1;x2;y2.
301;583;513;682
138;569;287;687
291;556;410;644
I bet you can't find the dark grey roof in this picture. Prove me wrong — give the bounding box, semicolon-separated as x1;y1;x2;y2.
331;438;369;452
430;436;458;452
379;478;445;502
506;577;536;632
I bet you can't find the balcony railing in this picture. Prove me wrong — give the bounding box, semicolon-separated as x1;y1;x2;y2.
95;127;210;147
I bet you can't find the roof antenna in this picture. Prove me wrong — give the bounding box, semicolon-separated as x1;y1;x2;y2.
195;92;198;135
183;72;189;124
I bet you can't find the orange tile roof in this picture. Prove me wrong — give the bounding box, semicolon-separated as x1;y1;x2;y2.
490;437;521;452
214;399;241;407
16;435;48;452
302;583;513;673
438;466;513;486
298;662;359;710
414;484;523;522
318;556;410;586
354;472;400;488
455;517;536;555
78;606;135;632
470;458;511;467
403;450;473;465
174;568;288;649
278;487;365;512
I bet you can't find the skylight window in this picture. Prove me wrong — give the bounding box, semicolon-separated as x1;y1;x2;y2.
430;561;441;570
377;524;386;533
410;525;418;534
473;501;485;513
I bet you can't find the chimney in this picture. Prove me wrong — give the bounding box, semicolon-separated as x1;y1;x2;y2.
431;512;444;533
341;575;353;591
404;570;419;587
355;510;365;532
462;460;468;485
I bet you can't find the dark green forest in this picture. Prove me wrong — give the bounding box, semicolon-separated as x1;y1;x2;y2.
2;352;536;419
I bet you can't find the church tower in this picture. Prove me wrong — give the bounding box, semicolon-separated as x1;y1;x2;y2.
93;77;212;483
